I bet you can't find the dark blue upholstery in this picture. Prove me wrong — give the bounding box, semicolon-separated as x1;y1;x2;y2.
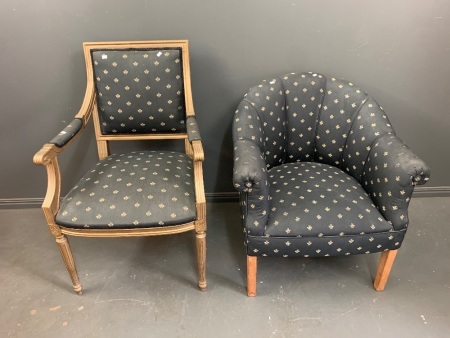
233;72;430;258
34;41;208;294
186;116;201;142
56;151;196;229
49;119;83;148
91;48;186;134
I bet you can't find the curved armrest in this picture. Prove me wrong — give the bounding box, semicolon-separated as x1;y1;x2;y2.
49;118;83;148
186;116;201;142
233;139;270;236
33;119;86;166
184;116;204;162
33;84;95;164
361;134;430;230
32;117;88;220
33;86;95;225
184;117;205;229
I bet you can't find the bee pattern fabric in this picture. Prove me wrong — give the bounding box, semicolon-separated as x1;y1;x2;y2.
233;72;430;295
33;41;207;294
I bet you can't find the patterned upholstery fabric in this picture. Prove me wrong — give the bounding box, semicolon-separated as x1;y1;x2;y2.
234;139;270;236
50;118;83;148
33;42;208;295
186;116;201;142
266;162;392;237
233;72;430;258
91;48;186;134
56;151;196;229
246;231;405;258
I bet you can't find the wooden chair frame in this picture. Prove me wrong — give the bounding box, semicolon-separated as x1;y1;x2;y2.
33;40;206;294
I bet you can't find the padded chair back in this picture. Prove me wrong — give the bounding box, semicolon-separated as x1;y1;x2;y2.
233;72;395;181
90;48;186;135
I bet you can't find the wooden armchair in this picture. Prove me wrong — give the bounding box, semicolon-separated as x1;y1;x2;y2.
33;40;206;294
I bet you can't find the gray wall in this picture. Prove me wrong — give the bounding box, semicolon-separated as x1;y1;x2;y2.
1;0;449;201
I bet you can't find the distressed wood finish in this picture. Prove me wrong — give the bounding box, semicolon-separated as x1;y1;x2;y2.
374;249;398;291
196;232;207;290
56;235;82;294
60;223;196;237
33;40;206;294
247;256;257;297
91;100;110;159
185;138;194;157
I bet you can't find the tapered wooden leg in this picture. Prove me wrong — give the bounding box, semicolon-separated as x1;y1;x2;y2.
247;255;257;297
196;231;207;291
374;249;398;291
55;235;83;294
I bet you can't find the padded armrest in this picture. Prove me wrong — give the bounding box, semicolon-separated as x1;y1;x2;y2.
49;118;83;148
186;117;204;162
233;139;270;236
361;134;430;230
186;116;201;142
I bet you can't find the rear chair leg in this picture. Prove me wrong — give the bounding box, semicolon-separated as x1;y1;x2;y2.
247;256;257;297
56;235;83;294
374;249;398;291
196;231;207;291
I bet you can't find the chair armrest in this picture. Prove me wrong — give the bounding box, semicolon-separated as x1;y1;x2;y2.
186;116;201;142
185;116;204;162
33;85;95;229
34;83;95;164
49;118;83;148
185;119;206;231
32;119;85;219
33;118;84;166
361;134;430;230
233;139;270;236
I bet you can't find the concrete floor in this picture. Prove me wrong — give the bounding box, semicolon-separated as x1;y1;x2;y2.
1;198;449;337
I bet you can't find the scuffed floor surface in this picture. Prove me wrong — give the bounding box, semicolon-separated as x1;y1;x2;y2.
0;198;449;337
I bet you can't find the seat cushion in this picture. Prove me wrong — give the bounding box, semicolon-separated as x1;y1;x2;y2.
245;162;403;257
265;162;392;237
56;151;196;229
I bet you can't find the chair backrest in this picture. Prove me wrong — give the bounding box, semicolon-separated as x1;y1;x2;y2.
233;72;395;181
83;40;194;141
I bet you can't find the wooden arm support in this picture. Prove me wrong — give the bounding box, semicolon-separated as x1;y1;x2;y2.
33;144;62;236
33;144;61;166
32;85;95;236
191;140;204;162
33;91;93;219
186;139;206;232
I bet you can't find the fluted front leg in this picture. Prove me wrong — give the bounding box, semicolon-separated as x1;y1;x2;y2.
196;231;207;291
56;235;83;294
